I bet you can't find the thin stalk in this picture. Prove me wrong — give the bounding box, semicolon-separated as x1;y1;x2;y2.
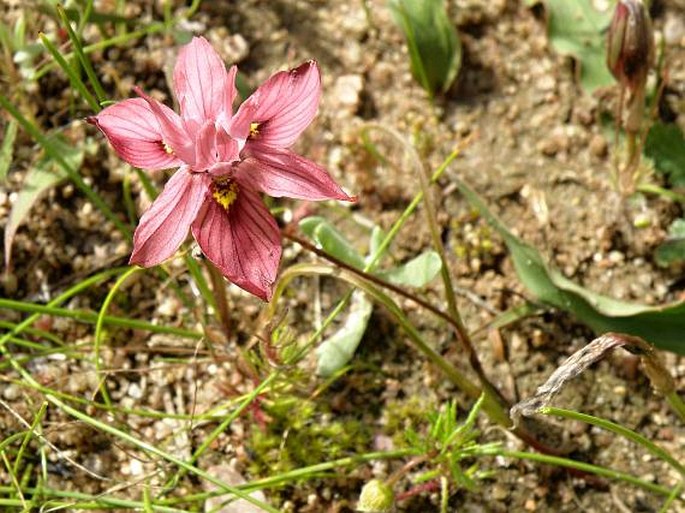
637;183;685;204
33;23;167;81
38;33;99;112
490;448;682;501
275;263;511;427
47;397;279;513
0;94;131;237
161;373;278;494
11;402;48;479
94;267;140;407
360;125;505;412
283;231;511;421
542;407;685;477
281;144;462;363
0;267;127;349
56;5;107;104
659;483;684;513
0;298;202;339
206;261;231;336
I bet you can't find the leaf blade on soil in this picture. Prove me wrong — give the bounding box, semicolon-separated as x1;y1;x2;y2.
455;177;685;355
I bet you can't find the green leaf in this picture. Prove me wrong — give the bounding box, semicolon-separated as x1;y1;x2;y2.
388;0;462;97
377;251;442;287
530;0;614;93
4;136;83;270
644;122;685;187
654;218;685;267
299;216;366;269
0;120;17;181
315;290;374;377
455;178;685;355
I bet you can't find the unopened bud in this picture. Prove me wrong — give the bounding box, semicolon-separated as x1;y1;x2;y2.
607;0;654;92
357;479;394;512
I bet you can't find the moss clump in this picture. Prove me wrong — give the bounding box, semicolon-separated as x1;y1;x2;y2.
247;396;372;476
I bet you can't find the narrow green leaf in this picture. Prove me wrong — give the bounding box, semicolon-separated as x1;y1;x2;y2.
56;5;107;104
39;32;100;112
315;290;374;376
455;177;685;355
388;0;462;97
4;136;82;270
530;0;614;92
299;216;366;269
377;250;442;287
0;120;18;181
644;122;685;187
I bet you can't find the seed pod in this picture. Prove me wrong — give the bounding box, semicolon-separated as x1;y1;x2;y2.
606;0;654;92
357;479;395;512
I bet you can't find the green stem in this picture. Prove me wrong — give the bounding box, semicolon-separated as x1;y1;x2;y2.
542;407;685;477
0;298;202;339
93;267;140;406
360;125;506;415
56;5;107;104
48;397;279;513
275;263;512;427
206;260;232;336
38;33;99;112
491;449;682;501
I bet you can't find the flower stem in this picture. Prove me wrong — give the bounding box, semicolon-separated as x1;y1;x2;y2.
205;260;232;337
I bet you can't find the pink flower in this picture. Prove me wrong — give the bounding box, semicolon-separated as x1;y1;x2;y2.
91;37;353;300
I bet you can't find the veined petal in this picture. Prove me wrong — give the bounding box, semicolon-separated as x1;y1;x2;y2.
134;86;195;165
90;98;182;171
235;144;355;201
192;187;281;300
193;121;240;172
231;61;321;148
130;169;208;267
174;36;233;124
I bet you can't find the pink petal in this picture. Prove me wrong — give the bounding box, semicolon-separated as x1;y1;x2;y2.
90;98;182;170
174;37;234;124
235;144;355;201
192;187;281;300
134;87;195;165
193;121;240;172
231;61;321;148
130;169;208;267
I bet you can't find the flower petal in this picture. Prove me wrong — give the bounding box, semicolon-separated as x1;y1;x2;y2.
134;87;195;165
231;61;321;148
235;144;355;201
174;36;233;124
90;98;182;170
193;121;240;172
130;169;208;267
192;187;281;300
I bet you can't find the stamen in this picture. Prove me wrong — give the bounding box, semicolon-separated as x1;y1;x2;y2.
211;180;239;211
162;141;174;155
250;122;260;138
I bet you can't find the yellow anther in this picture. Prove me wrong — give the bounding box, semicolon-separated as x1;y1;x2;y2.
250;122;260;137
212;180;239;211
162;141;174;155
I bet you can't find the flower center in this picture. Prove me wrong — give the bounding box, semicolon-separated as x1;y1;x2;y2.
211;179;239;211
162;141;174;155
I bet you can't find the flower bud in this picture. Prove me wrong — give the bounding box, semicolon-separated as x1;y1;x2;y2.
357;479;395;512
606;0;654;92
